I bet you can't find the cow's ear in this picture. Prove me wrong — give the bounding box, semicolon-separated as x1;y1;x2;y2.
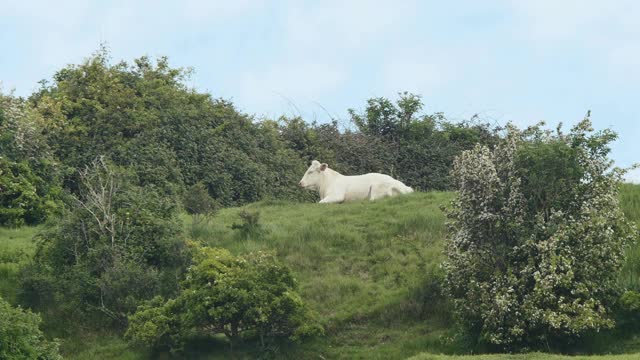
320;163;328;171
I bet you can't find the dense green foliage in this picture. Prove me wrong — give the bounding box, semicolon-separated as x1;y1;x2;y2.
28;49;312;206
126;246;322;353
0;296;61;360
3;49;497;220
18;159;188;328
444;120;637;350
183;182;219;234
347;92;498;190
278;93;498;191
0;94;62;226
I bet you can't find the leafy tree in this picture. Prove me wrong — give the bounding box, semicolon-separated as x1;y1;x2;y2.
231;210;264;239
0;296;61;360
30;48;195;196
184;181;218;215
30;48;313;206
126;246;322;352
443;119;637;350
25;46;500;206
348;92;498;190
19;158;188;328
0;93;63;225
349;92;423;140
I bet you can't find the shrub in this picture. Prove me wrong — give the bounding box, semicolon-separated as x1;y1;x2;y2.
443;119;637;350
231;210;264;239
0;296;61;360
0;159;44;226
126;246;322;353
183;182;218;225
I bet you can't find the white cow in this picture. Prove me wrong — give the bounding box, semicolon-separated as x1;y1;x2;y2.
298;160;413;203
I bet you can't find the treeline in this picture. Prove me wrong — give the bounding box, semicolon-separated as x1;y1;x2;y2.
0;48;496;356
1;48;497;226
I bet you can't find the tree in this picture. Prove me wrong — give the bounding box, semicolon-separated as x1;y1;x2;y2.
183;182;218;226
348;92;423;140
0;92;63;225
347;92;498;190
19;158;188;328
30;48;313;206
126;246;322;352
443;119;637;350
0;296;61;360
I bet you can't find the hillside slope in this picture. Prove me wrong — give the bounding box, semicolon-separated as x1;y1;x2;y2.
2;186;640;359
187;191;455;359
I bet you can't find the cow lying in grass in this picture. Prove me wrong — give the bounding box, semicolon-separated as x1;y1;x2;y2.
298;160;413;203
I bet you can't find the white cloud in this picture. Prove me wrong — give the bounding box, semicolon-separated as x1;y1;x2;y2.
179;0;266;22
234;0;421;116
607;41;640;82
506;1;638;40
506;0;640;82
380;56;452;99
238;62;345;117
282;0;418;55
4;0;89;23
625;168;640;184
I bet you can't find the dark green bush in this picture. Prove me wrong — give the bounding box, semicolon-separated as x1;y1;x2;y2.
126;246;322;353
231;210;264;239
183;182;219;223
346;92;498;190
19;159;188;329
0;158;62;226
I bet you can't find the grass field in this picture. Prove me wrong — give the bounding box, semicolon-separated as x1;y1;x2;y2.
409;354;640;360
0;226;39;303
620;183;640;291
1;185;640;359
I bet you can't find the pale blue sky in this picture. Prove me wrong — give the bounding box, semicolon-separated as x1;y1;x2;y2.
1;1;638;181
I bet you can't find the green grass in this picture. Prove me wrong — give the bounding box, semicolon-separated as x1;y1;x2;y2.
409;353;640;360
2;185;640;359
0;225;40;303
191;192;451;318
184;192;455;359
620;183;640;291
62;334;148;360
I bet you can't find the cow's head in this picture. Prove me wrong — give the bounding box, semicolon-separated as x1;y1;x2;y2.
298;160;328;189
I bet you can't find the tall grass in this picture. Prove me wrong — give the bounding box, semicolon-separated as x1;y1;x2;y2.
409;353;640;360
0;226;39;303
620;183;640;290
2;185;640;359
186;192;456;358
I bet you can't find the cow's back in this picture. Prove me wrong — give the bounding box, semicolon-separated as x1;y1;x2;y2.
339;173;397;201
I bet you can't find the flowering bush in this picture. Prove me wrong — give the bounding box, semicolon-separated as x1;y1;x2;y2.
444;119;637;350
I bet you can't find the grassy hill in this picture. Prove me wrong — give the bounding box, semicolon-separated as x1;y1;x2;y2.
1;185;640;359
